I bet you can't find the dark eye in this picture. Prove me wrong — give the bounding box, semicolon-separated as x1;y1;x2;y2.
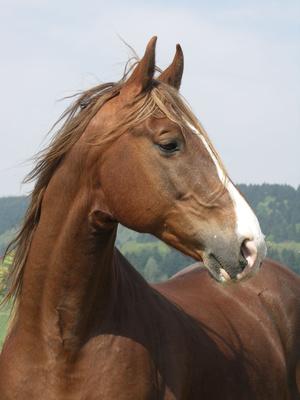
158;141;179;153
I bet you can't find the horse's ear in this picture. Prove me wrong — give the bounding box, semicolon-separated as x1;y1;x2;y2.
157;44;184;90
120;36;157;98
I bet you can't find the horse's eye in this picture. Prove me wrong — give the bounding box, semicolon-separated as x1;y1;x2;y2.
158;141;179;153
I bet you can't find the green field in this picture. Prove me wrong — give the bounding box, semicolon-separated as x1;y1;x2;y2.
0;301;9;348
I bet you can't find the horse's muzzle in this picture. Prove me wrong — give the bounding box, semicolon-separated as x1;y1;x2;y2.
203;237;267;282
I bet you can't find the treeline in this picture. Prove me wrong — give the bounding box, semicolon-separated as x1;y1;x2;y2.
0;197;29;255
239;184;300;242
0;184;299;287
0;197;29;237
116;231;194;282
118;184;300;279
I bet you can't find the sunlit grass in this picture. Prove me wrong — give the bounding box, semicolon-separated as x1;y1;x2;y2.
0;300;10;348
0;254;13;348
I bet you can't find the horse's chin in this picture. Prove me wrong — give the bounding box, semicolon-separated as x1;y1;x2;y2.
203;255;262;283
205;263;232;283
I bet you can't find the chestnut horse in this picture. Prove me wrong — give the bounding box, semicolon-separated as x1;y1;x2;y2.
0;37;299;399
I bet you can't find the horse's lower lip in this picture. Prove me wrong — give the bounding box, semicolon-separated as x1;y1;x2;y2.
204;253;251;283
202;253;232;282
219;268;231;282
201;250;261;283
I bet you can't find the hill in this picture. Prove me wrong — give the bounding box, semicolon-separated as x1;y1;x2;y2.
0;184;299;287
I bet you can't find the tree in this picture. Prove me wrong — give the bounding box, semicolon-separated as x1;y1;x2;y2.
144;257;167;283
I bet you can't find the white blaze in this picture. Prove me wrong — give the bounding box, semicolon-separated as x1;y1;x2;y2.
186;121;267;259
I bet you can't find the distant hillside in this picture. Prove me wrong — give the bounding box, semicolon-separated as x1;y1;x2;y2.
0;197;29;254
238;184;300;243
0;184;299;282
0;197;29;237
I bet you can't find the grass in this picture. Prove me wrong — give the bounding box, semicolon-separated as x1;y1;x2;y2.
0;255;12;348
267;240;300;253
0;299;10;348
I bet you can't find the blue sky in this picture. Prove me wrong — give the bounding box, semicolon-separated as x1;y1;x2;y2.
0;0;299;196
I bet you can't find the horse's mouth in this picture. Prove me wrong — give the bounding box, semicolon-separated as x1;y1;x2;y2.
203;251;263;283
203;253;241;283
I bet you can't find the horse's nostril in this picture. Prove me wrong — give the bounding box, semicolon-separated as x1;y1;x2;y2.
240;239;258;270
239;254;248;271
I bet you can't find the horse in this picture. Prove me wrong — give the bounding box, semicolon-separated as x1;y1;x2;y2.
0;37;299;399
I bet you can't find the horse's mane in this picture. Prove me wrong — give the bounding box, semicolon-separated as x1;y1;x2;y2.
2;62;227;310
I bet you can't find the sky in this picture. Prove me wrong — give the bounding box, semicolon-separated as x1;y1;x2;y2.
0;0;299;196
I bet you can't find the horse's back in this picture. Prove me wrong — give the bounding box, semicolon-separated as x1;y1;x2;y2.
154;259;300;399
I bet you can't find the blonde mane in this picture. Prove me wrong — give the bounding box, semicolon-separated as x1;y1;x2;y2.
2;64;227;310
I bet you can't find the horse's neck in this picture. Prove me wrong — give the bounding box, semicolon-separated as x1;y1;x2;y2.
17;155;117;354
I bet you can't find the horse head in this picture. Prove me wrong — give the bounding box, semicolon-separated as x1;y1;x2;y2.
76;37;267;282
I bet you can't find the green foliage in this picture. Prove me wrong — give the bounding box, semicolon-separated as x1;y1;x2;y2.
0;265;9;297
237;184;300;274
0;257;12;347
0;185;300;348
144;257;168;282
0;255;12;297
238;184;300;242
0;298;9;348
266;241;300;274
118;235;193;281
117;184;300;278
0;197;28;237
0;228;17;256
0;196;28;256
0;184;299;287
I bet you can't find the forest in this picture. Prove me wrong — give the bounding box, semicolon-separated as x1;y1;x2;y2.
0;183;299;292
